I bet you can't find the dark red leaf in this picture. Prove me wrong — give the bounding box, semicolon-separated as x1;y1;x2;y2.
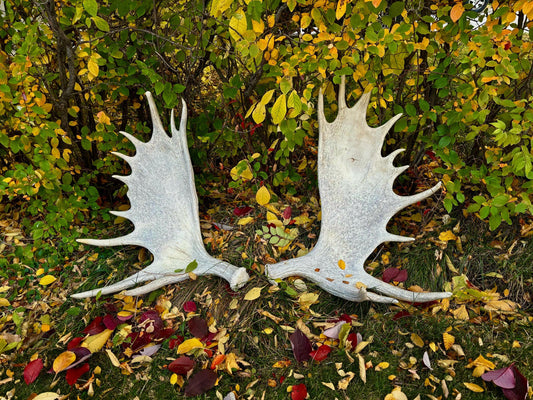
203;331;217;343
382;267;408;283
65;363;90;386
392;310;411;320
184;369;218;397
103;314;119;330
168;356;195;375
154;328;174;340
291;383;307;400
310;344;331;362
83;316;105;335
282;206;292;220
233;205;253;216
169;336;184;349
66;347;92;370
67;337;83;350
347;332;359;348
122;331;152;352
289;328;312;362
183;301;197;313
139;310;164;333
188;316;208;339
24;358;43;384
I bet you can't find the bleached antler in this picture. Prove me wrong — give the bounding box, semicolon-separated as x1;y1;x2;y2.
72;93;249;298
266;77;452;304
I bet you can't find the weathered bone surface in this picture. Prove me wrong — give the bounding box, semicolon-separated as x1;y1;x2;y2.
266;77;452;304
72;93;249;298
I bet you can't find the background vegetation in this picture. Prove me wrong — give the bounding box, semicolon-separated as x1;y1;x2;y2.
0;0;532;399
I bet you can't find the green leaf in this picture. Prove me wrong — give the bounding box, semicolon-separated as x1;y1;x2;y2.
185;260;198;273
271;94;287;125
492;194;509;207
92;16;109;32
83;0;98;17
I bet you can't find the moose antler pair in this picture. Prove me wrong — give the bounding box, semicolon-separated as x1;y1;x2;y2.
72;77;451;304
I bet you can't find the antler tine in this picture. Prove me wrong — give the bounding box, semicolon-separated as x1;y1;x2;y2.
337;75;347;110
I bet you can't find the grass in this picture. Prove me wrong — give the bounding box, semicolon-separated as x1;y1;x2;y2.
1;205;532;400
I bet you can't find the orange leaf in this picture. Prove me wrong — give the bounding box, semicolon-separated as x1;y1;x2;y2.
450;3;464;22
52;351;76;373
211;354;226;369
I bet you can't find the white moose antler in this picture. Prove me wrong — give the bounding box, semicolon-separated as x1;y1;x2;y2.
266;77;452;304
72;93;249;298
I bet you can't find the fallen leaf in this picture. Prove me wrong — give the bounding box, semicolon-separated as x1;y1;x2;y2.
322;382;335;390
105;349;120;367
439;230;457;241
184;369;218;397
39;275;56;286
384;387;409;400
183;301;197;313
411;333;424;348
237;216;254;225
383;267;408;283
298;292;319;309
81;329;113;353
463;382;484;392
188;316;208;338
291;383;307;400
168;356;195;375
323;321;346;339
357;354;366;383
256;186;271;206
83;316;105;335
244;286;263;301
177;338;204;354
33;393;60;400
443;332;455;350
422;351;432;370
65;362;90;386
337;371;355;389
24;358;43;384
310;344;331;362
290;328;312;362
52;351;76;373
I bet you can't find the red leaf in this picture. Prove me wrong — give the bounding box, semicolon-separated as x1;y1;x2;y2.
392;310;411;320
310;344;331;362
282;206;292;220
382;267;408;283
183;301;197;313
188;316;208;339
67;337;83;350
169;336;184;349
289;328;312;362
346;332;359;348
168;356;195;375
24;358;43;384
502;365;528;400
66;362;90;386
483;365;516;389
139;310;164;333
122;331;152;352
184;369;218;397
154;328;174;340
103;314;119;330
291;383;307;400
233;205;253;216
83;316;105;335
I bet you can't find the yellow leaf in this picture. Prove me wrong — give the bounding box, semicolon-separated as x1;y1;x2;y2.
252;102;266;124
452;304;469;320
177;338;204;354
225;352;240;374
244;286;263;301
81;329;113;353
87;58;99;78
256;186;271;206
450;3;464;22
271;94;287;125
33;393;60;400
0;298;10;307
298;292;319;309
375;362;389;371
39;275;57;286
322;382;335;390
36;268;45;276
338;260;346;270
384;387;408;400
263;327;273;334
484;299;518;312
439;230;457;241
260;89;275;105
52;351;76;373
210;0;233;18
237;216;254;225
230;163;253;181
443;332;455;350
229;8;247;41
170;373;178;385
337;371;355;390
357;354;366;383
411;333;424;348
463;382;484;393
105;349;120;367
335;0;347;20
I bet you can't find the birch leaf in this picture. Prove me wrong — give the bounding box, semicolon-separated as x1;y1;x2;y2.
244;286;263;301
